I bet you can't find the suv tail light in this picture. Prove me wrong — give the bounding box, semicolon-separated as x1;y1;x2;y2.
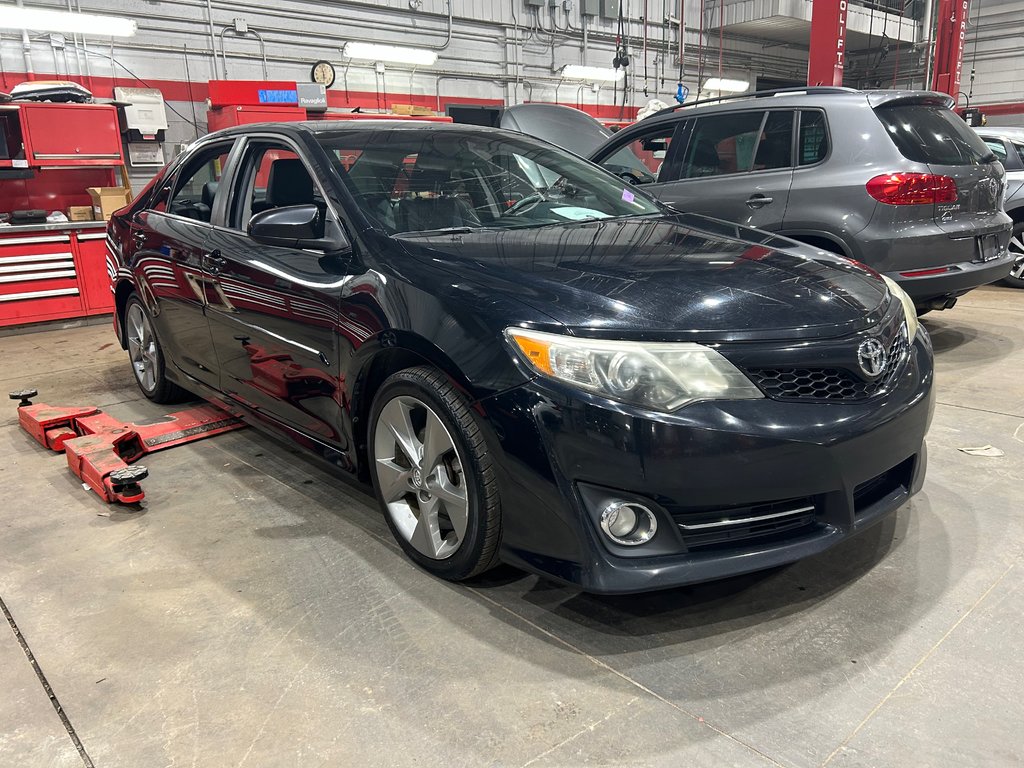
866;173;958;205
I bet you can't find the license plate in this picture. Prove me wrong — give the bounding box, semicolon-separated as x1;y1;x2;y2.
978;235;1000;262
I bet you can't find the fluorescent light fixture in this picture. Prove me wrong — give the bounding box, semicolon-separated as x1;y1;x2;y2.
703;77;750;92
0;6;137;37
560;64;625;82
342;42;437;66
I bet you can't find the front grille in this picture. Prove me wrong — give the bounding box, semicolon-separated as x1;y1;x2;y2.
747;325;909;402
671;497;819;551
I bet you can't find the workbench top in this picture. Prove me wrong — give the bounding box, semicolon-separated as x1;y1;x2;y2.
0;221;109;236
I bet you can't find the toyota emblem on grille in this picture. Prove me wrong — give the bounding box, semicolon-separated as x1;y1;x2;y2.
857;338;887;378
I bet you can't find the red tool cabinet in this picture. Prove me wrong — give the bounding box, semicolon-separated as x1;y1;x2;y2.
1;102;127;327
0;226;112;325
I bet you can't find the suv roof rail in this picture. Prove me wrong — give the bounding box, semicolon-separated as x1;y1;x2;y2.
650;86;858;118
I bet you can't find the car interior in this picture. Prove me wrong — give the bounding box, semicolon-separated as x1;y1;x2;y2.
392;156;483;232
234;151;322;231
340;146;508;233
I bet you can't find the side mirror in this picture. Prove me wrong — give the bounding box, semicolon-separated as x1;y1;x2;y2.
248;204;350;253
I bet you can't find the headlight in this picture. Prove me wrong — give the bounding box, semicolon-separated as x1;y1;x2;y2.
505;328;763;412
881;276;919;341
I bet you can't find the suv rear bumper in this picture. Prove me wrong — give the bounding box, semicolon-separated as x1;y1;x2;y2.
886;249;1014;302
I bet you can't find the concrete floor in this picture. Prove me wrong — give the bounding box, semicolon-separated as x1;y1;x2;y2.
1;285;1021;768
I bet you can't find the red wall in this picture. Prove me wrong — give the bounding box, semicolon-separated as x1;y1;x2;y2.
0;70;643;123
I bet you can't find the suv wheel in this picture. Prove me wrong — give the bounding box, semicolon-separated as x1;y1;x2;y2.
1004;222;1024;289
369;366;501;581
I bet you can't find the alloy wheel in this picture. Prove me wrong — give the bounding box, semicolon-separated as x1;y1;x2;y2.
1009;231;1024;281
373;395;469;560
126;303;159;392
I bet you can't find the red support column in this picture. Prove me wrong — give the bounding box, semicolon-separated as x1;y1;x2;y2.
931;0;971;97
807;0;848;87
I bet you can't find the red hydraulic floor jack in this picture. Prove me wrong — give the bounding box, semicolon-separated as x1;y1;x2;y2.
10;389;246;504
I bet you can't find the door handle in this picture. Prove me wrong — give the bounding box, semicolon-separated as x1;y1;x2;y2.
204;250;226;275
745;194;774;209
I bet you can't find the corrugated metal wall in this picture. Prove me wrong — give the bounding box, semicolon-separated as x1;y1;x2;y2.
2;0;1021;148
961;0;1024;126
0;0;814;148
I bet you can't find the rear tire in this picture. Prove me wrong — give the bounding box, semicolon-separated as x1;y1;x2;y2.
124;293;188;404
1003;221;1024;289
368;366;501;581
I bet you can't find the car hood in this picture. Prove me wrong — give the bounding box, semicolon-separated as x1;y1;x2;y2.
394;213;890;341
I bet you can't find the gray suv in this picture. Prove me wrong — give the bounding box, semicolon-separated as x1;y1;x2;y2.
590;87;1013;311
974;126;1024;287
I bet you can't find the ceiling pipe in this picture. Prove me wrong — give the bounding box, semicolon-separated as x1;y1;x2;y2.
922;0;937;90
219;25;268;79
15;0;35;80
205;0;218;77
74;0;91;81
65;0;84;82
678;0;685;75
422;0;453;51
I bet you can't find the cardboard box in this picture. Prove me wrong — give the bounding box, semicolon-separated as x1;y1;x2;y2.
391;104;435;116
86;187;132;221
67;205;94;222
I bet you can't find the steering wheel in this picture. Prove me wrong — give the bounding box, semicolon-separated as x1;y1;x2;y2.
618;170;650;185
504;193;545;217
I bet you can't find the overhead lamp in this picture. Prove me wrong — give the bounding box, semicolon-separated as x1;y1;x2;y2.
342;42;437;66
703;77;750;92
560;64;625;83
0;6;137;37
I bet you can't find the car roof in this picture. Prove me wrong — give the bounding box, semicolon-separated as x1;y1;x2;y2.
637;87;954;124
974;126;1024;140
212;119;510;139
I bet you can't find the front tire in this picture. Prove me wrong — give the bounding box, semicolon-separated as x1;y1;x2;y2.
1004;222;1024;288
368;366;501;581
124;293;187;403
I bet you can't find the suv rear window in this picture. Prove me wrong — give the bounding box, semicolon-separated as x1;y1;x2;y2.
875;104;993;165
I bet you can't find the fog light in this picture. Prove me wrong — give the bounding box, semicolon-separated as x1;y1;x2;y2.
599;501;658;546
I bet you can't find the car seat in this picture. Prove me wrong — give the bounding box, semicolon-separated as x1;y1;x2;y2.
754;133;792;170
202;181;218;209
253;158;314;214
688;140;721;177
395;157;481;232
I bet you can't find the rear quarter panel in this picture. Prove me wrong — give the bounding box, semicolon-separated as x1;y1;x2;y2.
782;99;904;259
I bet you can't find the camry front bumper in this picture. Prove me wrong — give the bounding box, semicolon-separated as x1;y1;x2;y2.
483;331;935;594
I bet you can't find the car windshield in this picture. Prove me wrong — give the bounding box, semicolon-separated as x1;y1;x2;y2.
316;127;662;235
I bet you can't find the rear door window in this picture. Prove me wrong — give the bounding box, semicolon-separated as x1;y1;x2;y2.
875;104;993;165
753;111;794;170
798;110;829;165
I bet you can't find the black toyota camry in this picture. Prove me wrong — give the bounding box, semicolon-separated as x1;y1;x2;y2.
107;121;933;594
